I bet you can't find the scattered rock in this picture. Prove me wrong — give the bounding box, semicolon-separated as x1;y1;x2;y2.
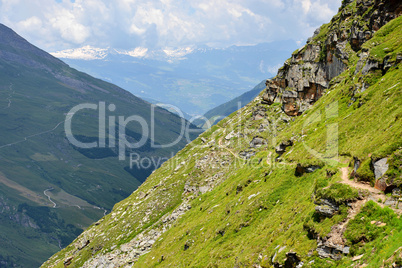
353;157;361;173
375;177;395;193
78;240;90;250
199;186;210;194
252;107;267;120
250;136;266;148
183;183;198;194
137;191;147;199
258;123;269;132
273;252;301;268
236;185;243;194
64;256;73;267
370;221;387;227
295;164;321;176
316;196;354;261
352;254;364;261
392;188;401;198
239;150;256;159
317;239;349;261
183;240;192;251
305;166;321;173
315;199;339;218
94;219;103;226
284;252;301;268
275;140;293;155
248;192;260;200
361;60;379;75
279;115;291;123
315;205;337;218
373;158;388;179
225;131;236;140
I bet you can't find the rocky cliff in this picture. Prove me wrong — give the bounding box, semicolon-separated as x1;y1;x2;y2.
42;0;402;267
263;0;402;116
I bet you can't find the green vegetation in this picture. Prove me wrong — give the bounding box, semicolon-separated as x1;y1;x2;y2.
345;201;399;245
0;24;198;267
343;201;402;266
43;1;402;267
316;183;359;204
363;16;402;62
386;149;402;187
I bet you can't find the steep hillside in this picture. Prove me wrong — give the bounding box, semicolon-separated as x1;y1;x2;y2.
0;24;198;267
43;0;402;267
194;80;266;128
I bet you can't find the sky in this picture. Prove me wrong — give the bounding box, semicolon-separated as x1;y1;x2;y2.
0;0;342;52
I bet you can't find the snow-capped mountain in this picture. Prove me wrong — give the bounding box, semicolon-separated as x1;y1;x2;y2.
51;45;198;61
51;41;299;115
50;45;109;60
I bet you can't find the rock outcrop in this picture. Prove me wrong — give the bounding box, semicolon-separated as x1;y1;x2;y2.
315;199;339;218
262;0;402;116
275;140;293;156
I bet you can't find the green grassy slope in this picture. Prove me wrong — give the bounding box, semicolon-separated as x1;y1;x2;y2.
42;1;402;267
0;24;199;267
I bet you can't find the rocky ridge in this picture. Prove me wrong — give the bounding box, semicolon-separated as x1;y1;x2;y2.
262;0;402;116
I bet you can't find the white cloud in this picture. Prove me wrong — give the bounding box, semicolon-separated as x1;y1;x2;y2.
0;0;342;52
18;16;42;30
300;0;312;14
129;23;147;35
49;8;90;44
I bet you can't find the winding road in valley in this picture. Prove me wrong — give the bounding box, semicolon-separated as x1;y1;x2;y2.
44;188;57;208
93;206;108;216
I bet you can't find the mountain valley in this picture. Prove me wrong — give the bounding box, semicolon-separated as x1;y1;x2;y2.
0;24;199;267
52;42;298;116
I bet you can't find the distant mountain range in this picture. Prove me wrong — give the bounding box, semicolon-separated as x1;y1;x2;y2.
0;23;198;267
51;41;298;116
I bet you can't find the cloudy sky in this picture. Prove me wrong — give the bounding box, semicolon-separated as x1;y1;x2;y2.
0;0;341;52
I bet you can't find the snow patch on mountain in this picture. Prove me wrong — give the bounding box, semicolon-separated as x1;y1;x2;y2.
51;45;196;61
50;45;109;60
116;47;148;58
163;46;195;58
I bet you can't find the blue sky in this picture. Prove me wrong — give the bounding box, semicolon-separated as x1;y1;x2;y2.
0;0;342;52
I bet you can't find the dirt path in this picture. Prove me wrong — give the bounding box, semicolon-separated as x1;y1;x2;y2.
323;168;402;249
325;199;367;247
340;167;401;214
340;167;384;196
